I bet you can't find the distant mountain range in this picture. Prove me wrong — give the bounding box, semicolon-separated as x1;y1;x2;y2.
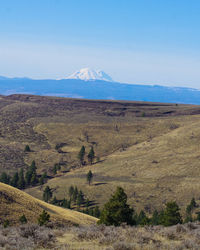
0;69;200;104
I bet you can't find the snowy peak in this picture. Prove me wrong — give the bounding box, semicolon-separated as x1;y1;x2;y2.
64;68;113;82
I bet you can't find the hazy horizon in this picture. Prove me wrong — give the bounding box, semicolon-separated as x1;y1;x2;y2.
0;1;200;88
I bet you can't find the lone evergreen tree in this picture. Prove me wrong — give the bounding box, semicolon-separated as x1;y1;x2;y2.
88;147;95;164
78;146;85;165
99;187;134;226
162;202;182;226
43;186;53;202
38;210;50;226
19;214;27;224
87;170;93;185
24;145;31;152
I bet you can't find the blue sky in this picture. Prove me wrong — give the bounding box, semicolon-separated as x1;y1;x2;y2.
0;0;200;87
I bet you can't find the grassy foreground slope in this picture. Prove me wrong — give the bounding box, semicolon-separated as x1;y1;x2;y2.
0;182;97;225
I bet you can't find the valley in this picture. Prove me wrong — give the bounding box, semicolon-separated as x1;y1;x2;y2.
0;94;200;215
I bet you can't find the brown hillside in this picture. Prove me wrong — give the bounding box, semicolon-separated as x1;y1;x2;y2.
0;182;97;225
0;95;200;213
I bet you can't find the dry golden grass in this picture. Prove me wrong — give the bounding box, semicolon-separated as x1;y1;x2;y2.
1;94;200;214
0;182;97;226
27;114;200;214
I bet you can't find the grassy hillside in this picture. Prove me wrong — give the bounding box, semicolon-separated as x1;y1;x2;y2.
0;182;97;225
1;94;200;214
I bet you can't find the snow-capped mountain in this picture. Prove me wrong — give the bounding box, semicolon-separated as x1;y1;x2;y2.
63;68;113;82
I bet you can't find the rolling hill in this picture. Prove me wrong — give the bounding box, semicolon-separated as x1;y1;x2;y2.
0;94;200;215
0;182;97;225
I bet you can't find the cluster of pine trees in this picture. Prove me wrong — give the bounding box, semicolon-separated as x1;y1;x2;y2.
68;185;85;207
0;161;47;189
98;187;199;227
42;184;101;218
78;146;95;165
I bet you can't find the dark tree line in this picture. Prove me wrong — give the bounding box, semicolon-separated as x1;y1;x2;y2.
98;187;186;227
0;161;47;189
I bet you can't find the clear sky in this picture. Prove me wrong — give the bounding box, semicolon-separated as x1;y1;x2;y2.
0;0;200;88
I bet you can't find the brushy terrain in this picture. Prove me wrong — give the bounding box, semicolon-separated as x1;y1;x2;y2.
56;222;200;250
1;222;200;249
0;223;63;250
0;183;97;226
1;94;200;213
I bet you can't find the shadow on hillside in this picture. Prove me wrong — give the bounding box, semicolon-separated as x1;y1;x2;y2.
94;182;107;186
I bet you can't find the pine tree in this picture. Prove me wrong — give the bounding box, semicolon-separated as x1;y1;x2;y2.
24;145;31;152
151;210;159;225
18;168;25;189
77;190;84;207
162;202;182;226
53;164;57;175
137;210;149;226
30;172;38;185
19;214;27;224
88;147;95;164
87;170;93;185
190;198;197;209
39;176;44;185
0;172;10;184
10;172;19;187
98;187;134;226
78;146;85;165
61;198;68;208
69;185;74;200
94;206;101;218
38;210;50;226
30;160;37;173
43;186;53;202
85;198;90;208
72;186;78;203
